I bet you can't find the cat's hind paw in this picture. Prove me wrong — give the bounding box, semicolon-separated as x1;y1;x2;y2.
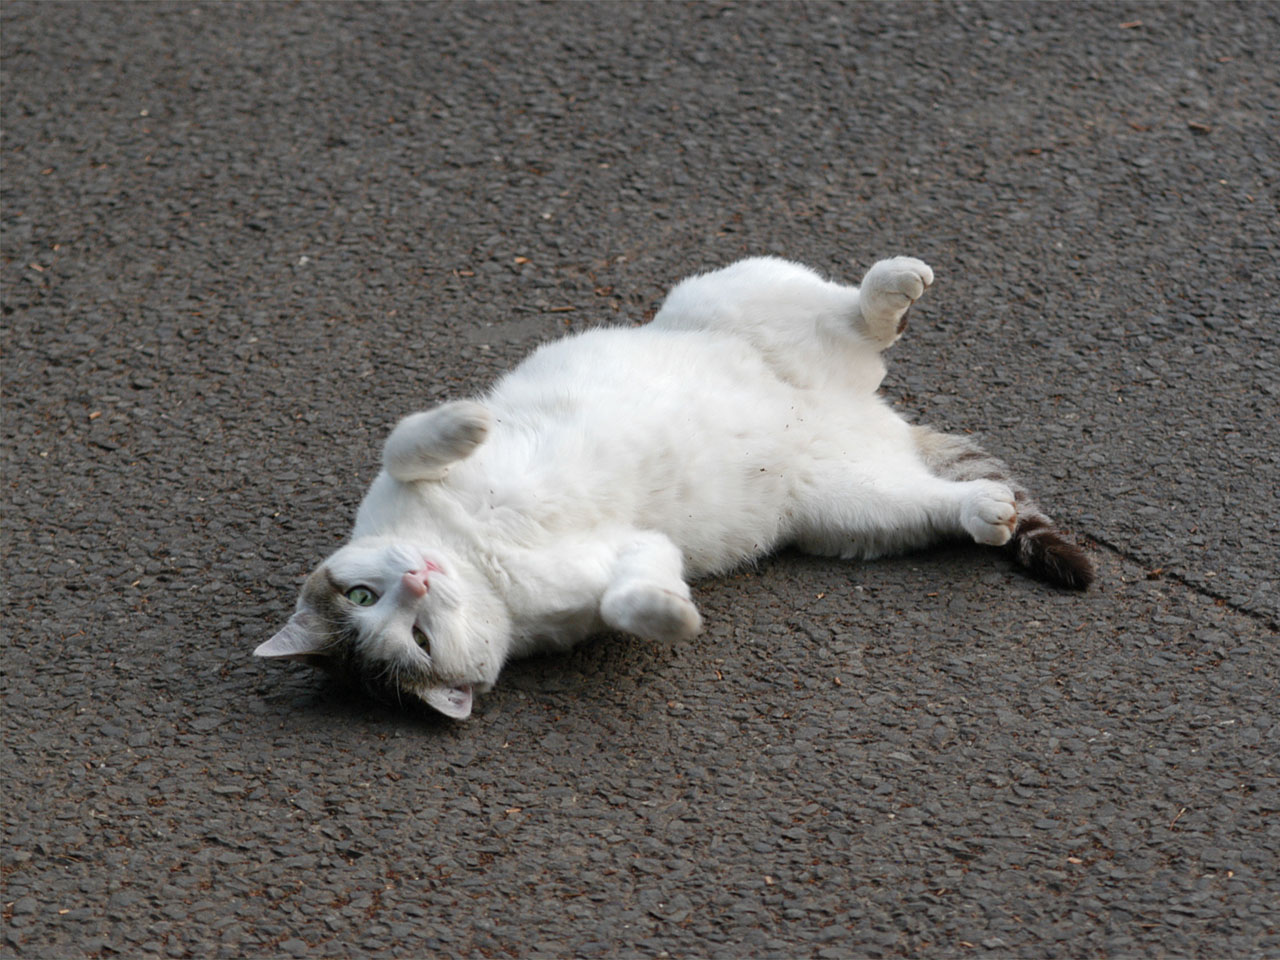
961;480;1018;546
601;582;703;643
857;256;934;349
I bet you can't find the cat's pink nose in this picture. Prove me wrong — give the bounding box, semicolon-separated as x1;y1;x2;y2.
402;569;431;597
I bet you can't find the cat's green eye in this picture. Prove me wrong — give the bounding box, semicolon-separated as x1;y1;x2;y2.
345;586;378;607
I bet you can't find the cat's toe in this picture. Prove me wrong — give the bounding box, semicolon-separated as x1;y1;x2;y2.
441;402;492;450
888;262;932;301
962;481;1017;546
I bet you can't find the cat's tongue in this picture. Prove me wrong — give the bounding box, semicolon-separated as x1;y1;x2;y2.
421;684;473;720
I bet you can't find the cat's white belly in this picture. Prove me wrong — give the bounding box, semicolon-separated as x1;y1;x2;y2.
440;326;908;576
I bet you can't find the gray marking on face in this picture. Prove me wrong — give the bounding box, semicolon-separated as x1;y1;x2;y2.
300;563;441;703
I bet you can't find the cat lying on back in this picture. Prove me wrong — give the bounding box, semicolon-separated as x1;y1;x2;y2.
257;255;1092;719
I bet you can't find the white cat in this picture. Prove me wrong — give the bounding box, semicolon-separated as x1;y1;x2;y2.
257;256;1091;719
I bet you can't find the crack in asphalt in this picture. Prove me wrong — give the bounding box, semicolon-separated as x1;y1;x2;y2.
1087;532;1280;632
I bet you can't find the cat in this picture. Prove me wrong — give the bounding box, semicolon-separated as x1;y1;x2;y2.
256;255;1092;719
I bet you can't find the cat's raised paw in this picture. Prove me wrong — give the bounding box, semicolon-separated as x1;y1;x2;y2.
600;582;703;643
384;400;492;482
857;256;934;349
961;480;1017;546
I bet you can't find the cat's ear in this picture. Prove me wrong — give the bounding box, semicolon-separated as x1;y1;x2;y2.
414;683;474;720
255;612;330;661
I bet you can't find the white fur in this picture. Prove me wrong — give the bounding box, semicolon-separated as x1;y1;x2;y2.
268;256;1016;718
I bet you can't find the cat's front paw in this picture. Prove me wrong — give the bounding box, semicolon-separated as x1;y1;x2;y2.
384;401;492;482
857;256;934;349
961;480;1017;546
601;582;703;643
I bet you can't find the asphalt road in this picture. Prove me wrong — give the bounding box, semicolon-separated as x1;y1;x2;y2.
3;2;1277;958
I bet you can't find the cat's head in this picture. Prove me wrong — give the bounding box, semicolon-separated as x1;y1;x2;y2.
255;538;510;720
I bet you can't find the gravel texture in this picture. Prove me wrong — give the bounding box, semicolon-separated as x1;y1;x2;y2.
2;2;1277;958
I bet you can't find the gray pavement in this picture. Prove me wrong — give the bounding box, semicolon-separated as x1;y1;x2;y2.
2;2;1277;957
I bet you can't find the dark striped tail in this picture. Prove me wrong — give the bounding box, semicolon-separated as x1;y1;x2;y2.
912;426;1094;591
1008;515;1094;590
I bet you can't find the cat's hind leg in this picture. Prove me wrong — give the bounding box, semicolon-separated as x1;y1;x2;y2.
653;255;932;352
599;531;702;643
651;256;933;392
382;400;491;482
792;438;1091;590
855;256;934;349
790;456;1018;563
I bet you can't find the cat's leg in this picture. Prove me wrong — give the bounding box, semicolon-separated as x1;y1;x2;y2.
793;430;1093;589
382;400;491;482
651;256;933;391
599;531;702;643
653;255;932;351
854;257;934;350
790;458;1020;561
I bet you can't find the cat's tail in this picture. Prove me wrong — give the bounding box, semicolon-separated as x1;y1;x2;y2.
912;426;1094;590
